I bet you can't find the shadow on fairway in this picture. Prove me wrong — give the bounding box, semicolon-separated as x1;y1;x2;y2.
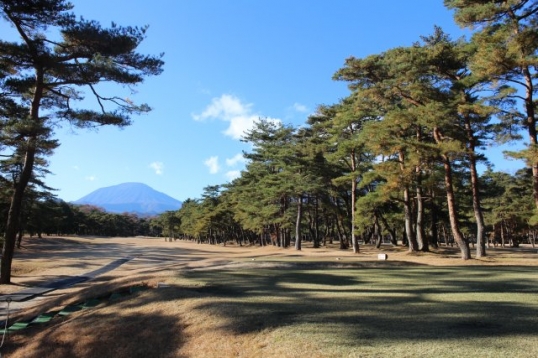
181;266;538;341
3;289;187;358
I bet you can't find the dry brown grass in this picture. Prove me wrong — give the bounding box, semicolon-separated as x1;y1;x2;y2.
0;237;537;357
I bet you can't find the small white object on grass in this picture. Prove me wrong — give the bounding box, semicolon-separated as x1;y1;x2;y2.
378;253;388;260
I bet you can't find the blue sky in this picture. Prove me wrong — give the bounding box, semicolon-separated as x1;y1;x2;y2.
3;1;527;202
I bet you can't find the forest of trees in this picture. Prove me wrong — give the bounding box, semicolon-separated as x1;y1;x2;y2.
0;197;159;241
1;0;537;288
152;1;538;260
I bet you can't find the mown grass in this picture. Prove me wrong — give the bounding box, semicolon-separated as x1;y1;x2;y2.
4;264;538;358
173;265;538;357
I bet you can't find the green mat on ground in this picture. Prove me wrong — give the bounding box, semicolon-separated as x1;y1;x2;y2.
7;321;31;332
31;312;57;324
2;284;150;334
81;298;101;308
58;304;83;316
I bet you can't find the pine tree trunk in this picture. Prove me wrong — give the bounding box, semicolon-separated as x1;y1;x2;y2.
336;216;347;249
403;186;418;252
350;154;360;253
399;151;418;252
378;212;397;246
469;154;486;257
1;67;44;284
416;181;427;251
1;142;37;284
295;195;303;250
429;192;439;249
501;220;506;248
415;129;427;251
374;216;383;249
464;116;487;257
522;68;538;210
441;154;470;260
313;197;320;248
433;127;470;260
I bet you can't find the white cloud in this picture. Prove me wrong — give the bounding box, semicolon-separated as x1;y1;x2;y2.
193;94;248;121
226;153;246;167
85;175;97;181
193;94;281;140
293;102;308;113
149;162;164;175
204;156;220;174
223;114;259;139
225;170;241;181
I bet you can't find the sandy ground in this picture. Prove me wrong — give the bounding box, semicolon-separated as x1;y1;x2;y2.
5;235;538;286
0;235;536;320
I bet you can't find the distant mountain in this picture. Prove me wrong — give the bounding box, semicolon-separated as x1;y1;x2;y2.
72;182;182;215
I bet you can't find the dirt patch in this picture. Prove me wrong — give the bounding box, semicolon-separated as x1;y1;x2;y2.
0;237;533;290
2;236;537;304
7;236;538;279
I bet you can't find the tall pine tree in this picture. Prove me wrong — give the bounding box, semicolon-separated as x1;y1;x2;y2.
0;0;163;283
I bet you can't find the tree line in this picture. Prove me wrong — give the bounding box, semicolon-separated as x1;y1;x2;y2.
0;195;160;243
155;1;538;260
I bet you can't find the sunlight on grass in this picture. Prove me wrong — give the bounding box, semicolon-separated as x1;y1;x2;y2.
171;266;538;357
5;265;538;357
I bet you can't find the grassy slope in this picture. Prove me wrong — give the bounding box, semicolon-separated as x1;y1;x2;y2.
4;264;538;358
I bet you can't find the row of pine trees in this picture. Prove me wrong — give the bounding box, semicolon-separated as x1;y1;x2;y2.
156;1;538;260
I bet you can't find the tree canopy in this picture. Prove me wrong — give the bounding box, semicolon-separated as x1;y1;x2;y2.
152;3;537;260
0;0;164;283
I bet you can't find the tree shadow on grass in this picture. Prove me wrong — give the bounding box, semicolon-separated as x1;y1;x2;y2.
184;266;538;343
7;266;534;356
3;288;187;358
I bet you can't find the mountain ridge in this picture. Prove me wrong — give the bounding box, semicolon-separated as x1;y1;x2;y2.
72;182;182;215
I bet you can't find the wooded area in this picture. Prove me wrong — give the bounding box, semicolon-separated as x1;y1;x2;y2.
151;1;538;259
1;0;538;286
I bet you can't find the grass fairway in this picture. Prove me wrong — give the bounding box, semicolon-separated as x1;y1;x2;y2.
3;238;538;358
169;265;538;357
6;264;538;357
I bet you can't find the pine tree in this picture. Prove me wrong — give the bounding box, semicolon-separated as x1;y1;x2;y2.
0;0;163;283
445;0;538;213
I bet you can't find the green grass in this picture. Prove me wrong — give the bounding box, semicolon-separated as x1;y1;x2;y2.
175;265;538;357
